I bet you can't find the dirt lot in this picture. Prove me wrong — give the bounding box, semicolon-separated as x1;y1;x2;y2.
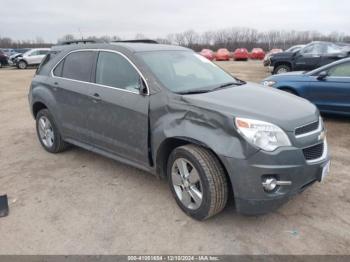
0;61;349;255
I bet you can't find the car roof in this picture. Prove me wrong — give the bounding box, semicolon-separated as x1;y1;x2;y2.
51;43;190;54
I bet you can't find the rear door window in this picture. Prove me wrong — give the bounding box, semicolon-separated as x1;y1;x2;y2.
61;51;96;82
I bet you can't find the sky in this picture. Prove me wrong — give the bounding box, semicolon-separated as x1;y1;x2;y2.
1;0;349;42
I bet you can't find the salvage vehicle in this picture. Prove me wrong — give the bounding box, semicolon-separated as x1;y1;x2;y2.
199;49;215;61
263;57;350;116
263;48;283;66
8;48;30;66
15;48;50;69
233;48;249;61
250;48;265;60
270;41;349;74
215;48;231;61
29;41;330;220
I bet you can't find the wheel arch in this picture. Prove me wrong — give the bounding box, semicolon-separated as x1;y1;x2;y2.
32;101;48;119
156;137;232;187
274;61;292;70
278;86;300;96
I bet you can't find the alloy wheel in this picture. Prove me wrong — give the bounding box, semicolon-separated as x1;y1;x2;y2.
171;158;203;210
38;116;54;148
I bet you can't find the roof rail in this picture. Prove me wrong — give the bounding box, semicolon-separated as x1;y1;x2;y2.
55;39;105;46
112;39;159;44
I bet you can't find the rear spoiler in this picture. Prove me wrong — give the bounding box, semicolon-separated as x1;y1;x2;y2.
112;39;158;44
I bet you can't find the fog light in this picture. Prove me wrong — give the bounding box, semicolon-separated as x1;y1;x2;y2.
262;177;278;192
262;177;292;192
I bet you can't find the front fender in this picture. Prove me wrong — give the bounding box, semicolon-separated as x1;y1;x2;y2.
150;96;258;162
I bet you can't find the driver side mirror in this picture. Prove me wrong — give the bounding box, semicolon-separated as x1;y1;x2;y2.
317;71;328;81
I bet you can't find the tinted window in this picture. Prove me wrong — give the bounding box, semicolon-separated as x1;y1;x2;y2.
62;51;95;82
39;50;49;55
328;62;350;77
96;51;140;92
53;59;64;77
302;44;322;55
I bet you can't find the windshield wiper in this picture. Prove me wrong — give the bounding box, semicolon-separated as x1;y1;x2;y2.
211;81;244;91
177;89;212;95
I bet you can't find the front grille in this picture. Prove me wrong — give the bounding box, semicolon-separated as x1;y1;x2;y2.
303;143;324;161
295;120;319;136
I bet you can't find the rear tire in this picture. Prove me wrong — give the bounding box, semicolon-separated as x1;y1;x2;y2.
36;109;69;153
273;64;291;74
167;145;228;220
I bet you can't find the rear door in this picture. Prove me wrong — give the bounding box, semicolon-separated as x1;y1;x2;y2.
51;50;98;142
306;61;350;114
295;43;323;71
87;51;150;165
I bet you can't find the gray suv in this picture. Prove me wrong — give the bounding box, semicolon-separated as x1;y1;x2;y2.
29;42;330;220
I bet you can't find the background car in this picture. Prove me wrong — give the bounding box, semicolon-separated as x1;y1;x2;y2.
0;48;17;57
262;57;350;116
233;48;249;61
8;48;30;66
215;48;231;61
0;50;9;68
250;48;265;60
199;48;215;60
263;48;283;66
285;44;305;53
15;48;50;69
270;41;350;74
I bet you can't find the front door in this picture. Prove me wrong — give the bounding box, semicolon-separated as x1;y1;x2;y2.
87;51;150;166
295;43;323;71
306;61;350;114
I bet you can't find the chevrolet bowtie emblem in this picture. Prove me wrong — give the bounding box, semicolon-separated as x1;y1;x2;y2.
318;131;326;141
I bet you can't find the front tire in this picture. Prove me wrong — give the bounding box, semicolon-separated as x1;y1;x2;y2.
36;109;69;153
17;60;27;69
167;145;228;220
273;64;291;74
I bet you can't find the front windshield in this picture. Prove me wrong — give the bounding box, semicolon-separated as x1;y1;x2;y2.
137;51;238;93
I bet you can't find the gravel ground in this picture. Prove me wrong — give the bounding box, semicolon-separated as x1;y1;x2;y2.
0;61;349;255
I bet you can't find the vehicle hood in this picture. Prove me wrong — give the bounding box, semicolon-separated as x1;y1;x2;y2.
270;51;294;60
264;71;308;82
181;82;318;132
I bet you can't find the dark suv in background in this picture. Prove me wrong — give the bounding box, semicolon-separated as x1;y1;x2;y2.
29;42;330;220
269;41;350;74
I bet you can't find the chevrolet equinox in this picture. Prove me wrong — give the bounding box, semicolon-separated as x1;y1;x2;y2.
29;42;330;220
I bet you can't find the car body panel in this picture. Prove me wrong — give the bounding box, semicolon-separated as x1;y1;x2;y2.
263;58;350;115
270;42;350;73
215;48;231;61
233;48;249;60
29;43;330;215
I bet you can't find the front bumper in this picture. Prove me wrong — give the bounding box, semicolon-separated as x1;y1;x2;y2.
220;142;330;215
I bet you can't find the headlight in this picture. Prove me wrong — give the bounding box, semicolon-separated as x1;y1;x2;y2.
235;117;291;152
262;80;276;87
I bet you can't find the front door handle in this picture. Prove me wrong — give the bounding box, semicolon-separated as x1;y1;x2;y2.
91;93;101;102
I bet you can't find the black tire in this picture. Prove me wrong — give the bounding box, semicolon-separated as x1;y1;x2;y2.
17;60;27;69
273;64;291;74
0;61;2;68
36;109;69;153
167;145;228;220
